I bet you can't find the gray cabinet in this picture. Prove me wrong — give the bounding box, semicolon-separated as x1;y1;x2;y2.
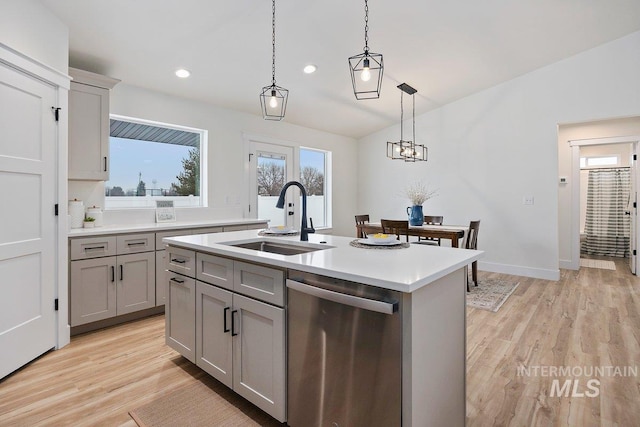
166;271;196;363
190;252;286;422
70;232;155;326
68;67;119;181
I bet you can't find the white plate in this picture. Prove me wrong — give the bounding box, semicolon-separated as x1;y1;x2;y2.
366;234;398;243
358;238;403;246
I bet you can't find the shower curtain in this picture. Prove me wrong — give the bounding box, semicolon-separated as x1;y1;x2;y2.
581;168;631;257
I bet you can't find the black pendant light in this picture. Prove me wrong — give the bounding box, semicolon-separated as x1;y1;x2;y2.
260;0;288;120
348;0;383;100
387;83;428;162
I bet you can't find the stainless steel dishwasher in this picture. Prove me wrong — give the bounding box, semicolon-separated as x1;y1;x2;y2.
287;270;402;427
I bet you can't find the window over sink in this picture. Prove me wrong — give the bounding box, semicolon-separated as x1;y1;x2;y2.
105;115;207;209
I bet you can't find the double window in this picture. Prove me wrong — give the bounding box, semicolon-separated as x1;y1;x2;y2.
105;116;206;209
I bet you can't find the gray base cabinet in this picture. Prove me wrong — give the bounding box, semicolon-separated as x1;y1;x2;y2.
166;272;196;363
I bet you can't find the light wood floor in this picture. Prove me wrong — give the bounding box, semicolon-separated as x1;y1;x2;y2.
1;262;639;426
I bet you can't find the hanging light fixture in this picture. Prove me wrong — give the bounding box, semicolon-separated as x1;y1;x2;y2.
260;0;288;120
348;0;383;100
387;83;428;162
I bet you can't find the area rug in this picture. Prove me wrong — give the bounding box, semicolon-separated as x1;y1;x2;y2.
129;379;281;427
466;279;519;312
579;258;616;270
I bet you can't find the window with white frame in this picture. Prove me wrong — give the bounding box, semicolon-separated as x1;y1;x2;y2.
105;116;207;209
299;147;331;228
580;155;620;169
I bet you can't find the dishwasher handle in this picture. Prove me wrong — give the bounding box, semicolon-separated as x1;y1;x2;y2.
286;279;397;315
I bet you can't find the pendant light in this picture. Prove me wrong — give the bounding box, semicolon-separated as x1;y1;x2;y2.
260;0;288;120
387;83;428;162
348;0;383;100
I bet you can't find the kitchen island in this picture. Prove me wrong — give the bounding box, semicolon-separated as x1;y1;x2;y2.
164;230;482;426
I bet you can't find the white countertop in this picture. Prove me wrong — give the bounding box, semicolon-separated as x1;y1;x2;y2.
68;218;268;237
164;230;483;293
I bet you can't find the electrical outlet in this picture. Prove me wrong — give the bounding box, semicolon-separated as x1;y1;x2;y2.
523;196;534;205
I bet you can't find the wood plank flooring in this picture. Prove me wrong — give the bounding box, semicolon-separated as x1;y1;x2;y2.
1;261;639;426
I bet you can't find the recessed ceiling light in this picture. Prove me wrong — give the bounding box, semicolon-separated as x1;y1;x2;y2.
175;69;191;78
303;64;317;74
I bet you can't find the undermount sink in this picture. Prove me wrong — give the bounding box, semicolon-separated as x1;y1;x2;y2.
223;239;331;256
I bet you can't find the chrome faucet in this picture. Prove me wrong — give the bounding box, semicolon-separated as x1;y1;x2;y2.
276;181;315;241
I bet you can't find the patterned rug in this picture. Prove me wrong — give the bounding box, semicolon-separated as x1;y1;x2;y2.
466;279;519;312
579;258;616;270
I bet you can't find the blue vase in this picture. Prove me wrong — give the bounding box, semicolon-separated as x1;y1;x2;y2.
407;205;424;226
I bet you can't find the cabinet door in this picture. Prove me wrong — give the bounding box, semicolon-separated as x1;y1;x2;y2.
155;250;166;306
117;252;155;315
196;281;233;387
232;293;286;422
234;261;284;306
70;257;117;326
68;81;110;180
196;252;234;291
166;272;196;362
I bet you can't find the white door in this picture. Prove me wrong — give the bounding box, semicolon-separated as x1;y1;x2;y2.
249;142;296;229
630;143;638;274
0;63;58;379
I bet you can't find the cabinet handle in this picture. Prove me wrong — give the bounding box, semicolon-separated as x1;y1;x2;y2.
119;264;123;281
231;310;239;337
104;156;107;172
170;277;184;284
127;241;146;246
171;258;186;264
111;266;115;282
223;307;230;333
85;245;106;251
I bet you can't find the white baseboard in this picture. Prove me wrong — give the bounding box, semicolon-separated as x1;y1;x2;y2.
559;259;579;270
479;261;560;281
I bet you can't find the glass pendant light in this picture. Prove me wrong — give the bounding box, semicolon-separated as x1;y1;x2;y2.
387;83;428;162
260;0;288;120
348;0;383;100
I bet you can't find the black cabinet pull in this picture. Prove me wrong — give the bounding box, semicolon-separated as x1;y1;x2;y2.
231;310;239;336
119;264;123;281
171;258;186;264
170;277;184;284
104;156;107;172
111;266;115;282
85;245;105;251
223;307;230;333
127;241;146;246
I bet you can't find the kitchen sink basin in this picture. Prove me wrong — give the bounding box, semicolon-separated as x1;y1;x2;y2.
223;239;331;256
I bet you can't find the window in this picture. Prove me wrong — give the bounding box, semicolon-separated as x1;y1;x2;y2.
299;147;331;228
105;116;207;209
580;155;619;168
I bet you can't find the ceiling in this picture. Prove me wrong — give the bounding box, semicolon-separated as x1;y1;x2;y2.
42;0;640;139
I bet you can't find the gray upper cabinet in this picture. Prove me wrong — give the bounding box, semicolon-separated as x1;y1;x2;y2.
68;67;119;181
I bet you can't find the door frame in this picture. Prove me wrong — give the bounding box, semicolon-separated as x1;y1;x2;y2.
242;134;300;228
569;135;640;273
0;42;71;349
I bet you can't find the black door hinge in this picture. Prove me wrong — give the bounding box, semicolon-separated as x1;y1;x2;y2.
634;202;637;208
54;203;59;216
54;298;59;311
634;154;637;161
634;250;637;256
52;107;61;122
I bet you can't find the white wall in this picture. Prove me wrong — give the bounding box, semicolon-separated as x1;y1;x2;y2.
70;83;358;237
0;0;68;72
358;31;640;280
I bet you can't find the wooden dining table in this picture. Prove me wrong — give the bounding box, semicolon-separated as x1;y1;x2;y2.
356;222;468;248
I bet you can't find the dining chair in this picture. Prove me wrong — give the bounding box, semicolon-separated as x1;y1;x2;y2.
466;220;480;292
381;219;409;242
416;215;444;246
355;214;370;238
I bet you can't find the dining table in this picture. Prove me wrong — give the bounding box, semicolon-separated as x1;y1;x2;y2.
356;222;468;248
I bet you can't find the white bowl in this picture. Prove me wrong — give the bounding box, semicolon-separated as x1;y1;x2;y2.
367;234;397;243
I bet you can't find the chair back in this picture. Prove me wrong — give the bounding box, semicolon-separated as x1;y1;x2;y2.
355;214;370;238
381;219;409;242
466;220;480;250
424;215;443;225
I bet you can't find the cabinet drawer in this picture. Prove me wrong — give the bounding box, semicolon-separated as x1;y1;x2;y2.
191;226;223;235
247;222;268;230
222;225;248;232
156;229;191;249
234;261;284;306
166;246;196;277
197;253;234;291
117;233;155;254
70;236;117;260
